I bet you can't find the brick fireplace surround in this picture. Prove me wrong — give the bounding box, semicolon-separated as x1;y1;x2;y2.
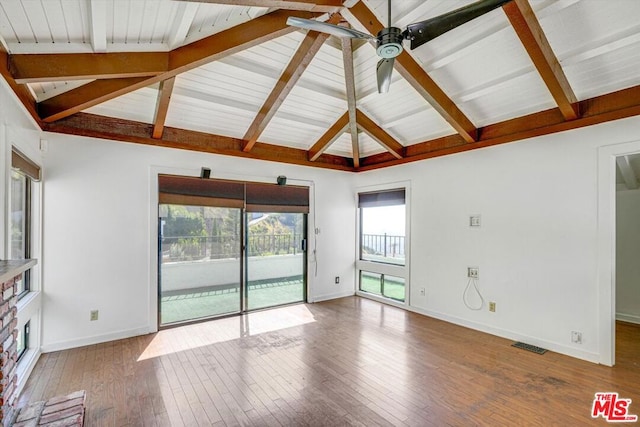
0;260;36;426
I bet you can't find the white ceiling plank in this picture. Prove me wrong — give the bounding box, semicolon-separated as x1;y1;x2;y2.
382;106;429;129
616;156;639;190
533;0;581;20
455;65;535;103
172;86;329;128
168;2;199;49
220;54;346;100
173;86;258;112
560;24;640;67
88;0;107;52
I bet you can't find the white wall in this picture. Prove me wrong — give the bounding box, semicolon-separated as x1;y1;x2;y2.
355;116;640;364
40;134;356;351
616;189;640;324
0;77;44;395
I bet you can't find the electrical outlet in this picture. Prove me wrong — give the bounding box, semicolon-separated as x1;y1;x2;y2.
489;302;496;312
468;267;479;279
90;310;99;321
335;276;340;284
571;331;582;344
469;215;481;227
420;287;426;296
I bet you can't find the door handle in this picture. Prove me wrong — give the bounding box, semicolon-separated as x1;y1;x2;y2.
301;239;307;251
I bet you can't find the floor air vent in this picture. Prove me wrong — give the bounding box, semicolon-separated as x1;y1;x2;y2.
512;342;547;354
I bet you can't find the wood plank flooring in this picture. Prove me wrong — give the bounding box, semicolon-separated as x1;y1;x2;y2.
17;297;640;426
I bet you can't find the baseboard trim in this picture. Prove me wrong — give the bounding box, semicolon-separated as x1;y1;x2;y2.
311;290;355;303
406;305;600;364
41;326;153;353
16;348;42;398
616;312;640;325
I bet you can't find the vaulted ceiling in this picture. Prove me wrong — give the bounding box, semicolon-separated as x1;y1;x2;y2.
1;0;640;172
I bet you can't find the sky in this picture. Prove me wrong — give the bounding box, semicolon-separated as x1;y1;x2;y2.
362;205;406;236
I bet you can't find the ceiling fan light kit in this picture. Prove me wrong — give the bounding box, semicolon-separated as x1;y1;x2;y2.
287;0;514;94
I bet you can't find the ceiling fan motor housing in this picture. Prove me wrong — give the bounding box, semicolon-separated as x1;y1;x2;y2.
376;27;404;58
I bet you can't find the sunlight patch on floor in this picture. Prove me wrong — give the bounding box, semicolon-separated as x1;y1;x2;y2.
137;304;316;361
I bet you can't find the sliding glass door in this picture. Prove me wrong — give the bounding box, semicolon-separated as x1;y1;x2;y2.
159;204;242;325
246;212;306;310
158;174;309;326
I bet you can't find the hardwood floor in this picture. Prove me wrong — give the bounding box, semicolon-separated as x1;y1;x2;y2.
18;297;640;426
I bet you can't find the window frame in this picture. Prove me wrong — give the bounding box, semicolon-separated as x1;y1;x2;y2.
17;320;30;362
10;161;33;297
355;182;411;307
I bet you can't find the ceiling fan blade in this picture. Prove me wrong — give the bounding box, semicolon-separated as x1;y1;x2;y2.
405;0;513;50
377;58;395;94
287;17;373;40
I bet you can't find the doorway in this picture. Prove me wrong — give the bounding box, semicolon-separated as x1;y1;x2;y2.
614;154;640;365
156;175;309;327
597;140;640;366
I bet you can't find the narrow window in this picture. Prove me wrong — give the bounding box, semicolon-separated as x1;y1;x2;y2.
10;149;40;297
17;321;30;362
357;188;408;303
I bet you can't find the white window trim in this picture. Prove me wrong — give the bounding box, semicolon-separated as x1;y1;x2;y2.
355;180;411;307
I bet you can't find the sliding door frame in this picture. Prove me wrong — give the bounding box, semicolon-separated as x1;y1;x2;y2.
153;170;310;329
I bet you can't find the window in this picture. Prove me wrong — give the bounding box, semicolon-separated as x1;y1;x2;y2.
10;148;40;297
359;271;406;302
357;187;409;303
16;321;30;362
10;170;30;260
359;189;406;265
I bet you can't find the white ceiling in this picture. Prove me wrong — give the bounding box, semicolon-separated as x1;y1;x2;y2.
1;0;640;169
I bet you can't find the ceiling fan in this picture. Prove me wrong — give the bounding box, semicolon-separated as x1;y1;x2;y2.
287;0;513;93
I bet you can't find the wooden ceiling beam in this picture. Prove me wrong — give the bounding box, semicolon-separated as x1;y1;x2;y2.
347;1;478;143
152;78;176;139
39;85;640;172
38;77;152;122
355;109;404;159
171;0;343;13
37;9;319;123
43;113;354;171
242;15;339;152
0;45;40;126
504;0;579;120
308;112;349;161
342;37;359;168
9;53;168;83
358;84;640;170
